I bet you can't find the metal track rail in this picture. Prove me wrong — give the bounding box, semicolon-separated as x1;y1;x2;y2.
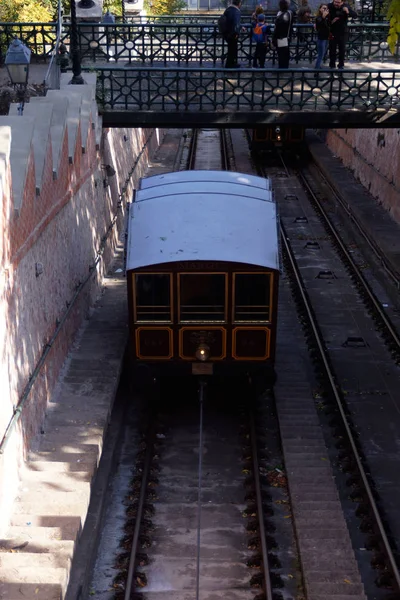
296;166;400;352
220;129;230;172
279;191;400;593
312;163;400;290
124;416;157;600
249;408;274;600
187;129;199;170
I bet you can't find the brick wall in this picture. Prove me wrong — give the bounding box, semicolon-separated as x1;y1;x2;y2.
325;128;400;224
0;108;165;533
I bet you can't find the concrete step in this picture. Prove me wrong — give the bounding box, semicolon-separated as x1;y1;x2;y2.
44;406;109;427
0;116;35;215
0;546;72;569
0;581;62;600
301;556;363;572
295;517;349;530
21;468;92;485
37;428;104;448
38;91;68;179
304;570;362;584
16;487;90;505
0;566;67;585
17;102;53;196
13;495;89;517
307;581;365;595
26;459;97;473
307;596;366;600
10;515;82;537
6;524;77;542
29;444;101;459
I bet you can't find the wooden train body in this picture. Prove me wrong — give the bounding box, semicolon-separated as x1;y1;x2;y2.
126;170;280;385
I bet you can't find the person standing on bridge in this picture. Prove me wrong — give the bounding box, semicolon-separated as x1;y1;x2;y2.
272;0;294;68
223;0;243;69
314;4;330;69
327;0;357;69
252;14;271;68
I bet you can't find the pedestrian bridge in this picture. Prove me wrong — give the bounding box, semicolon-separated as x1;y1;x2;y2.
2;18;400;128
95;65;400;128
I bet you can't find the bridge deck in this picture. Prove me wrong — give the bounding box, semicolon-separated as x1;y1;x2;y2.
92;59;400;128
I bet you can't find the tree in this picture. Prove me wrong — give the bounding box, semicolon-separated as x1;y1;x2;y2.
0;0;53;22
387;0;400;53
143;0;186;15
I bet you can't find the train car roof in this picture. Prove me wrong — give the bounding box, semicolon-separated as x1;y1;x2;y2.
127;172;278;271
139;170;272;191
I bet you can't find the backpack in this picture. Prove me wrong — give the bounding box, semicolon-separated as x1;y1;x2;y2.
253;23;265;43
218;13;228;35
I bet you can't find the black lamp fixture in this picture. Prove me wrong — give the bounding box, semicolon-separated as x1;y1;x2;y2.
5;38;31;115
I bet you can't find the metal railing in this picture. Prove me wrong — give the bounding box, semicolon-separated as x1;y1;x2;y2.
94;66;400;112
1;21;397;65
69;22;397;65
43;0;63;91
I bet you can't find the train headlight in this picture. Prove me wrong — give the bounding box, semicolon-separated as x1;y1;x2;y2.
196;343;210;362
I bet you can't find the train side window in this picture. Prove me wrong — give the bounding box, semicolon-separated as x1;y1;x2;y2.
179;274;226;322
234;273;271;322
134;274;171;322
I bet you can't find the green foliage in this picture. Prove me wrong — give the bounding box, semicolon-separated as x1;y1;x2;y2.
387;0;400;54
0;0;53;22
103;0;123;17
143;0;186;15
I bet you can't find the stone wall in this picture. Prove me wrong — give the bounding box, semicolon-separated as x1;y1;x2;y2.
0;79;165;533
325;128;400;224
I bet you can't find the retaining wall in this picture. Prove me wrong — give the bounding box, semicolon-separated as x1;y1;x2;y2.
0;75;165;533
325;128;400;224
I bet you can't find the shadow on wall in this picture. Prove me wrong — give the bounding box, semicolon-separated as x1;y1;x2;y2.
0;107;165;532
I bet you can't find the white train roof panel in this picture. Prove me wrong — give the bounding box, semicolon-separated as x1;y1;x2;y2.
138;181;272;203
127;178;279;271
139;170;272;191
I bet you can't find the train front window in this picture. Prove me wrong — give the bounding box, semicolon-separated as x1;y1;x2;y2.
234;273;271;322
135;274;171;322
179;274;226;322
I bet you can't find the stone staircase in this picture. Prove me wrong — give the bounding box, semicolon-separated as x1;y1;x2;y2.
0;74;126;600
4;72;102;206
0;268;127;600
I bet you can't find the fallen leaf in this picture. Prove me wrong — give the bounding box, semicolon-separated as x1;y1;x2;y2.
344;578;352;584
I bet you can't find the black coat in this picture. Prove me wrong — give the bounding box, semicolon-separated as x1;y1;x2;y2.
328;2;357;36
315;15;330;40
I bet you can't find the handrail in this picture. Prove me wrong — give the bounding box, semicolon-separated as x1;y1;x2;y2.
43;0;63;91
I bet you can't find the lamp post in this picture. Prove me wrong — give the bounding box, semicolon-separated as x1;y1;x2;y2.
69;0;84;84
69;0;95;84
5;38;31;115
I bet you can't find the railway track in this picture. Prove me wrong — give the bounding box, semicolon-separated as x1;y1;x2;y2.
257;146;400;597
96;130;297;600
118;379;287;600
89;128;400;600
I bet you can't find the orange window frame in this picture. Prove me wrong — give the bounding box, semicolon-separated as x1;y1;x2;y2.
177;272;228;323
133;272;173;324
232;272;273;324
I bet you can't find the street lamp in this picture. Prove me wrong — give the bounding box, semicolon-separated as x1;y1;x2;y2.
69;0;84;84
5;38;31;115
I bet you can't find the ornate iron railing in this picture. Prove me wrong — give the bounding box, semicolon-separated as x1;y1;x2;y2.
62;22;397;64
0;21;397;64
94;66;400;113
